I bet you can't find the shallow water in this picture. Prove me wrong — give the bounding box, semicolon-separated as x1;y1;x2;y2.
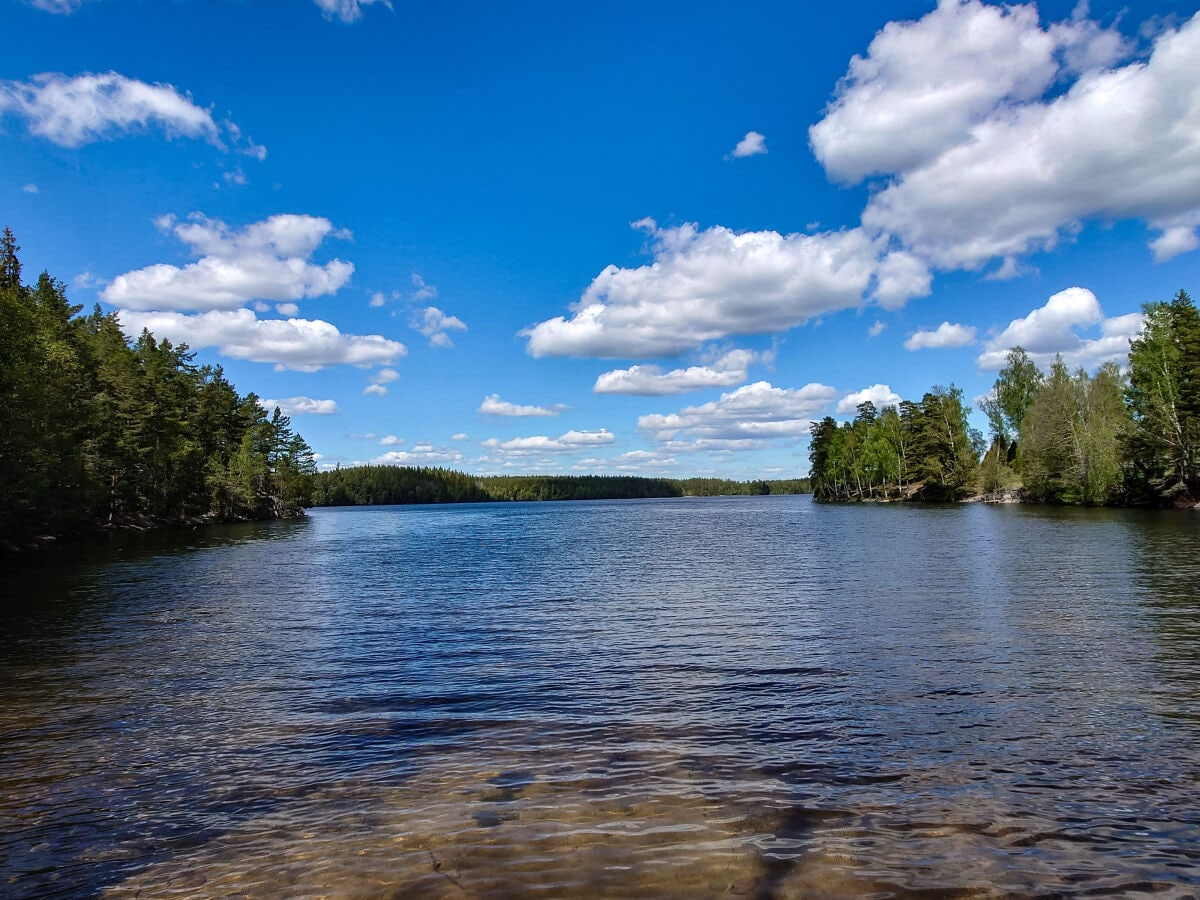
2;496;1199;897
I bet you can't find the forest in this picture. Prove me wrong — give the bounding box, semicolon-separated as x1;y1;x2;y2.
0;229;316;549
809;289;1200;507
310;468;810;506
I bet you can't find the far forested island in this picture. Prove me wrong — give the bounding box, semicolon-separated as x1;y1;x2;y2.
310;467;809;506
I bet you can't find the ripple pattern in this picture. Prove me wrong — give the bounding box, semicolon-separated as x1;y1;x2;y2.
2;497;1199;897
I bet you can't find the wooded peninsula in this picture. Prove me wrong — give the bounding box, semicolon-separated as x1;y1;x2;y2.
1;229;317;550
808;288;1200;507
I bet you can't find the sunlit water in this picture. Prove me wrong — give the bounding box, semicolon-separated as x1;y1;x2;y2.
3;496;1200;898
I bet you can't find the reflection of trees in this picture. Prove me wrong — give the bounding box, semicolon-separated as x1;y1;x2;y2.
1130;511;1200;708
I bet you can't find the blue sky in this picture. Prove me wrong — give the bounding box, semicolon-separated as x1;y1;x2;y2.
4;0;1198;479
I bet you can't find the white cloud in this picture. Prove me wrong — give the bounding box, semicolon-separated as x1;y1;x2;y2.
478;394;564;417
370;367;400;384
984;257;1028;281
837;384;903;414
873;250;932;307
117;308;406;372
363;383;388;397
411;305;467;348
411;273;437;302
614;450;678;469
904;321;977;350
258;396;340;416
0;72;261;154
812;4;1200;269
451;433;469;441
1149;223;1200;262
573;450;680;473
639;381;838;446
22;183;38;194
275;302;299;316
373;445;465;467
369;291;387;308
379;435;404;446
593;348;759;395
810;0;1064;184
523;219;924;359
313;0;392;23
481;429;615;454
977;286;1143;370
730;130;767;158
29;0;86;11
868;320;887;337
103;213;354;311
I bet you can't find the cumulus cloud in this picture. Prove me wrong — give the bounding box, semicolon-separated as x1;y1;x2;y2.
117;308;406;372
481;430;615;455
904;321;977;350
836;384;903;414
379;435;403;446
411;273;437;302
811;2;1200;268
1150;223;1200;262
478;394;564;417
410;305;467;348
976;286;1143;371
810;0;1064;184
639;381;838;448
363;367;398;396
868;320;887;337
374;445;465;467
313;0;392;23
22;183;38;194
103;213;354;311
523;219;925;359
29;0;87;11
0;72;261;153
729;130;767;158
258;396;340;416
594;348;760;395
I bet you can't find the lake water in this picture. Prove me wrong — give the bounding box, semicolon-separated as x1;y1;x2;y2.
3;495;1200;898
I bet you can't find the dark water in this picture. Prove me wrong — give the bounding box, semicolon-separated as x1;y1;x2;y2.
2;496;1200;898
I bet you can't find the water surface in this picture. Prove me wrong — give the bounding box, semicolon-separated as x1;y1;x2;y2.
3;497;1199;897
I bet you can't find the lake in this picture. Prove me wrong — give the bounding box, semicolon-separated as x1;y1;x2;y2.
2;495;1199;898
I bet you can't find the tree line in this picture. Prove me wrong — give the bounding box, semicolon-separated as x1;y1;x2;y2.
810;289;1200;507
311;468;810;506
0;228;316;548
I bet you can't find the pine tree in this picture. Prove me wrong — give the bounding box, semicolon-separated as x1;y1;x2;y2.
1125;290;1200;503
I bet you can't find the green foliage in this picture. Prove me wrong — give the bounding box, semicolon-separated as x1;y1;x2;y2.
0;231;315;546
809;387;980;502
1017;359;1128;505
312;465;490;506
1124;289;1200;504
310;469;809;506
980;347;1043;445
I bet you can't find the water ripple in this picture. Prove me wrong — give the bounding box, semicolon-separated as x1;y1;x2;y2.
2;497;1199;897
